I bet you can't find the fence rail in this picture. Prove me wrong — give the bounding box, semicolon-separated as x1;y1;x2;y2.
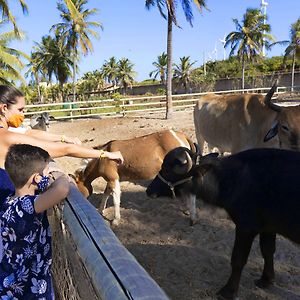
25;86;300;120
51;185;169;300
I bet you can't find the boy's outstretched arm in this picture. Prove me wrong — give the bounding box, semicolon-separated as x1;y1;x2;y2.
34;175;70;213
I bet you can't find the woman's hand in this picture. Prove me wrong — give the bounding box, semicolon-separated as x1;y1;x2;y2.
105;151;124;164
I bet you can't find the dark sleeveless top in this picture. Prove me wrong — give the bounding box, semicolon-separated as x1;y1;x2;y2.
0;126;15;204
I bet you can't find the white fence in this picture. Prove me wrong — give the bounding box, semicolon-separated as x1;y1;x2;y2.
24;86;299;120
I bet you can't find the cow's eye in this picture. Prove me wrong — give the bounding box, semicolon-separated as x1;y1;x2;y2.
281;124;289;132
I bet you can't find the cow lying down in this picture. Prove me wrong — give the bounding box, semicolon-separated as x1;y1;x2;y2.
146;147;300;300
74;130;197;225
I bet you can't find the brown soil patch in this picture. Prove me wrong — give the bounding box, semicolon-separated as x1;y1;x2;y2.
50;110;300;300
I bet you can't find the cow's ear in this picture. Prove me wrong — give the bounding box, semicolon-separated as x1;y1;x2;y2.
197;152;218;174
264;122;278;142
200;152;219;162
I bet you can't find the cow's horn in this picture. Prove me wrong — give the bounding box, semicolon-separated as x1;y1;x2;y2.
265;81;281;112
173;151;193;175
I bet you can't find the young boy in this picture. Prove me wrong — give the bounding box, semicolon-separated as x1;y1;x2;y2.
0;144;70;299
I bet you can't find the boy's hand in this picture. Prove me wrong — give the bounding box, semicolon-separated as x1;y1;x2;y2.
49;171;65;180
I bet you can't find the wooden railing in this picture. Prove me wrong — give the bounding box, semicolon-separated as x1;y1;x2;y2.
24;86;299;120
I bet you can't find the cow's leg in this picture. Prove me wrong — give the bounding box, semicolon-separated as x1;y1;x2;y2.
99;183;112;212
111;179;121;226
186;194;197;226
255;233;276;288
217;228;256;300
196;134;205;155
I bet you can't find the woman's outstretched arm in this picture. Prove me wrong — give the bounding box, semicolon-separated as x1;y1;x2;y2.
1;130;124;165
26;128;82;144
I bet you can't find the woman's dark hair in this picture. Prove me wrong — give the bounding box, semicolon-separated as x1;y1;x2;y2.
5;144;50;189
0;85;24;107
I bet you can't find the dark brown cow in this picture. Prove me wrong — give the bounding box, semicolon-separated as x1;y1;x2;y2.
74;130;196;225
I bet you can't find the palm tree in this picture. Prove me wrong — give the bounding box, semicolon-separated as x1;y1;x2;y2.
149;52;168;85
117;58;136;95
173;56;196;93
0;0;28;36
32;34;73;100
0;20;28;84
25;53;44;102
52;0;102;101
272;19;300;91
102;56;119;89
145;0;207;119
224;8;274;90
81;69;104;92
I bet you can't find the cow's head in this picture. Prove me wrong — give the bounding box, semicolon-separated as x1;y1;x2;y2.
40;112;50;128
30;112;54;131
73;169;92;198
146;147;201;198
264;87;300;151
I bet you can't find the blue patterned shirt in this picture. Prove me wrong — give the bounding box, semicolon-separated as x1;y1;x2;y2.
0;195;54;299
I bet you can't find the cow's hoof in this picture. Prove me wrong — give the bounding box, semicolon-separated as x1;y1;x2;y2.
216;287;237;300
255;278;274;289
111;219;120;226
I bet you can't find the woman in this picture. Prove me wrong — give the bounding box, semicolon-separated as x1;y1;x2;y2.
0;85;124;198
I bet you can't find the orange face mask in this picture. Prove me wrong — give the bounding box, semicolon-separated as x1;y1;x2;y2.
7;114;25;128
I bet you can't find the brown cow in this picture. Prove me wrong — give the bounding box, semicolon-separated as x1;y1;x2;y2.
194;84;300;154
74;130;196;225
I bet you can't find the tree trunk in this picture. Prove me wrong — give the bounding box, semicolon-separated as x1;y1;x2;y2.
35;73;42;103
72;52;76;102
166;12;173;119
291;52;295;92
242;56;245;90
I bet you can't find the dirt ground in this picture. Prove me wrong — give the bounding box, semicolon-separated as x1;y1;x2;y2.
50;110;300;300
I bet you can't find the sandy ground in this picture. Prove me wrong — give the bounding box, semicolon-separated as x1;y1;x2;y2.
50;110;300;300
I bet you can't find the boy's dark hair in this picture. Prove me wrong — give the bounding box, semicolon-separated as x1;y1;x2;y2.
0;85;24;108
5;144;50;189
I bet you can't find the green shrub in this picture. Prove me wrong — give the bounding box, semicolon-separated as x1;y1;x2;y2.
156;88;166;95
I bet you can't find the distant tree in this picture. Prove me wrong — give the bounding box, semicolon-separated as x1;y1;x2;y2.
0;0;28;36
25;53;44;102
149;52;168;85
0;20;28;84
272;19;300;91
102;56;119;89
117;58;136;95
80;69;104;94
145;0;208;119
32;34;73;100
52;0;102;101
225;8;274;89
173;56;196;93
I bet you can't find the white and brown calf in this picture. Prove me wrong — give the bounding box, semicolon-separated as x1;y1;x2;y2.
74;130;197;225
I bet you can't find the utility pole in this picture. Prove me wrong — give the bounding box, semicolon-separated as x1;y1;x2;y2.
261;0;268;57
203;51;206;75
219;34;226;60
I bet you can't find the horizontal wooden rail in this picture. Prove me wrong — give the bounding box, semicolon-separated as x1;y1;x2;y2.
24;86;299;120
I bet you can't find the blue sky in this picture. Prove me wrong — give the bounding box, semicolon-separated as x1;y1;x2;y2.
9;0;300;82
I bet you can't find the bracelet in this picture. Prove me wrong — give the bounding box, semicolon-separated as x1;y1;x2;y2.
99;150;106;159
61;135;66;143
